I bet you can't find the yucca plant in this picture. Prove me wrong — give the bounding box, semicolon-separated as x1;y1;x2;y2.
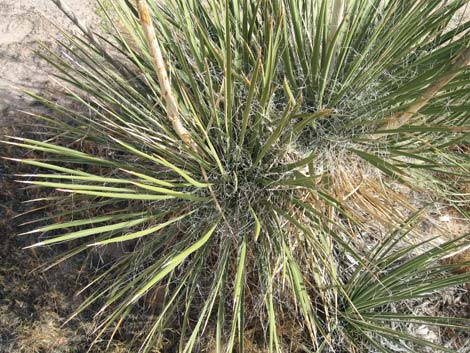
4;0;470;351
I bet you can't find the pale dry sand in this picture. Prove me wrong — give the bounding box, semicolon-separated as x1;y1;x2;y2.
0;0;97;120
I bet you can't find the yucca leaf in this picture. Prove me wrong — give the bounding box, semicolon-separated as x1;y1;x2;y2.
91;210;196;245
129;220;219;304
25;216;153;248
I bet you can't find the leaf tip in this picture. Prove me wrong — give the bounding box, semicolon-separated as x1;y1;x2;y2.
23;242;45;249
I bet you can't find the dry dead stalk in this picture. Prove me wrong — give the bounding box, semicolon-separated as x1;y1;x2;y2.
328;0;344;45
51;0;132;77
136;0;198;151
136;0;232;232
51;0;101;48
374;46;470;138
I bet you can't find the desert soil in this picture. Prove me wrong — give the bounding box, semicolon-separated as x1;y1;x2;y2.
0;1;134;352
0;0;98;114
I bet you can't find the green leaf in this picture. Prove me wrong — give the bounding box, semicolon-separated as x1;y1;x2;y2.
91;210;196;245
128;220;220;304
26;216;152;248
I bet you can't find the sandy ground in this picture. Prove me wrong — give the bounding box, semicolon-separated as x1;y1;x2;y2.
0;2;119;352
0;0;98;121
